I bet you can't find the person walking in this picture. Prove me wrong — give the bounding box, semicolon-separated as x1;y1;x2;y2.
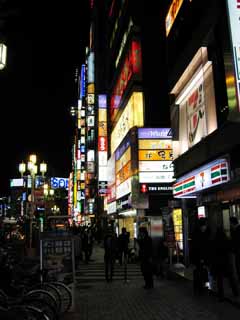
104;228;117;282
191;218;211;293
230;216;240;281
138;227;154;289
117;227;129;265
210;228;239;301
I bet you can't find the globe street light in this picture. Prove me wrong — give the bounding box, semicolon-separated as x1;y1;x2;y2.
18;154;47;253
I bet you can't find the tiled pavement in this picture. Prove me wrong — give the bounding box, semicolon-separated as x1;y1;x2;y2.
63;244;240;320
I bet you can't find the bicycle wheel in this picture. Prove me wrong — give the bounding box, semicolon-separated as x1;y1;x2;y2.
23;289;58;315
23;298;56;320
50;281;72;313
24;305;50;320
32;283;62;314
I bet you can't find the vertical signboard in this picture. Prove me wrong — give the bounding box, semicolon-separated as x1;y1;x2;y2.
226;0;240;111
98;94;108;195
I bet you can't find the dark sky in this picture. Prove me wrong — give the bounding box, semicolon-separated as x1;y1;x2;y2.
0;0;90;194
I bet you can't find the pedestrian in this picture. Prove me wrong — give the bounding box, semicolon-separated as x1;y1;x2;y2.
210;228;239;301
104;228;117;282
137;227;154;289
230;216;240;281
191;217;211;293
81;228;93;263
117;227;129;265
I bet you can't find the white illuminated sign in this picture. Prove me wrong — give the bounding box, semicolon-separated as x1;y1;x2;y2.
107;201;117;214
87;150;95;162
10;178;24;187
139;161;173;172
116;177;132;199
139;172;175;183
99;167;108;181
98;151;108;166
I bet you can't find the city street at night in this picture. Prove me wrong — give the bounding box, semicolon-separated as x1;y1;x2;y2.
1;0;240;319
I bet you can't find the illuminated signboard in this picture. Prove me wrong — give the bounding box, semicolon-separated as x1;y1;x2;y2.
107;201;117;214
50;177;69;189
138;128;174;186
139;161;173;172
110;41;142;121
116;147;131;172
173;208;183;249
173;158;230;198
80;64;86;98
116;177;132;199
111;92;144;153
138;128;172;139
10;178;24;187
98;94;107;108
99;167;108;181
171;47;217;157
139;172;174;183
98;151;108;166
116;138;130;161
165;0;184;37
226;0;240;111
87;51;94;83
116;161;132;186
139;139;172;150
98;136;107;151
138;149;173;161
141;184;173;193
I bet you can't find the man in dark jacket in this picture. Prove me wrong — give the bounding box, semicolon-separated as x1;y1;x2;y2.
191;218;211;293
104;229;117;281
117;227;129;265
138;227;154;289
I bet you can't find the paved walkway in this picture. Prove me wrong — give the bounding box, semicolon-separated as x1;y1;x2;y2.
63;243;240;320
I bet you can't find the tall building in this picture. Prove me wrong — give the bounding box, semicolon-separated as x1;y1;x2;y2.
86;0;175;238
168;0;240;263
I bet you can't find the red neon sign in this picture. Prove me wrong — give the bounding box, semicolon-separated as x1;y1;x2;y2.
110;40;142;121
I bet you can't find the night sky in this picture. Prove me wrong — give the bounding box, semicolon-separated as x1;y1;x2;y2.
0;0;90;194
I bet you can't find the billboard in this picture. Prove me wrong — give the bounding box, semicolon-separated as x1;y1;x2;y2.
110;40;142;121
170;47;217;158
111;92;144;154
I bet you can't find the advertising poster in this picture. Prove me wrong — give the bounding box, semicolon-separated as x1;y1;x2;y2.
186;83;207;147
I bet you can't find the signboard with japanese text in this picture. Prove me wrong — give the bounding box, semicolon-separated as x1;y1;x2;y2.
138;149;173;161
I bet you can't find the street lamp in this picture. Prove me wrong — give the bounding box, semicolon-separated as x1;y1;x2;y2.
18;154;47;252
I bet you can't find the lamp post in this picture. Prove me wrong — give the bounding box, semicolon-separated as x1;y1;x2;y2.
19;154;47;252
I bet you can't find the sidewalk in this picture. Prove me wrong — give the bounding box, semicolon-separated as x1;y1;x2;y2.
63;243;240;320
169;263;240;308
